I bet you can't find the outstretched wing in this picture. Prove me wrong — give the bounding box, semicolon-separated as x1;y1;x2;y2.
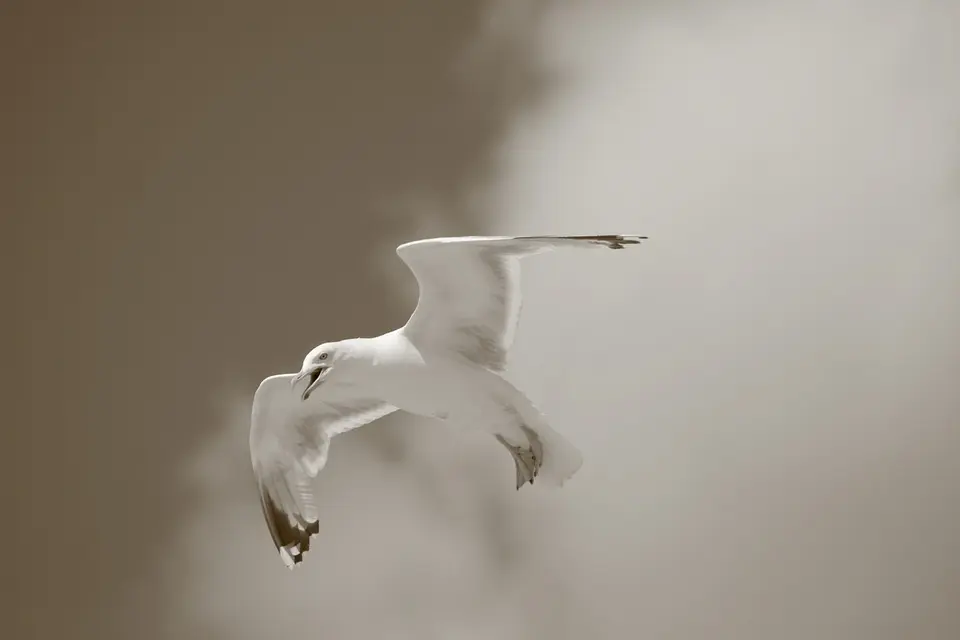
249;374;397;568
396;235;646;371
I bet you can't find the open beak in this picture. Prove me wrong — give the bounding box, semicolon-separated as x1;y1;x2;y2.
291;364;327;401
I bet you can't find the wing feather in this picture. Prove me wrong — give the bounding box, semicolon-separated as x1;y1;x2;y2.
396;235;645;370
249;374;397;568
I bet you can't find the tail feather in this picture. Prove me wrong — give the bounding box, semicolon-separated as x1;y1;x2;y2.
531;420;584;487
498;382;584;488
477;352;587;488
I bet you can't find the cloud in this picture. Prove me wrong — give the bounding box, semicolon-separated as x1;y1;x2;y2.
172;1;959;638
474;1;960;637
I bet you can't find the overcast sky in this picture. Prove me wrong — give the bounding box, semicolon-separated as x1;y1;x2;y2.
174;2;959;638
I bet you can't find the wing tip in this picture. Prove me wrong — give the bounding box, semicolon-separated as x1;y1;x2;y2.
259;483;321;569
566;234;647;249
514;234;648;249
276;518;320;569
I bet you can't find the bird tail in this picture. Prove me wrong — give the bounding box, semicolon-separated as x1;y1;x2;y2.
498;382;584;488
529;419;585;487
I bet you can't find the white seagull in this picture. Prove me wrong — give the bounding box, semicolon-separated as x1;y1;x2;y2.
249;234;646;568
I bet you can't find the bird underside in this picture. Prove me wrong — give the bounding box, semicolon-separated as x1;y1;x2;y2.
495;423;544;490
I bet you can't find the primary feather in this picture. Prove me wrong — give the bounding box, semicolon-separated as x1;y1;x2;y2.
249;374;397;567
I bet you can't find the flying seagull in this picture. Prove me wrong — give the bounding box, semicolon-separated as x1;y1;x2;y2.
249;234;646;568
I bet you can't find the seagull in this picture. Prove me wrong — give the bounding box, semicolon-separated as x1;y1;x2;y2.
249;234;646;568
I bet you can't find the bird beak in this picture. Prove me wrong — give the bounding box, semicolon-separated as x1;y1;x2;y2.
292;364;327;401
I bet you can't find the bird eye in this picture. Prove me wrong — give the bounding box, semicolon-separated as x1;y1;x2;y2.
318;353;328;360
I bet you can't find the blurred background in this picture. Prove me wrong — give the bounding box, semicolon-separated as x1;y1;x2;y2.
7;1;960;638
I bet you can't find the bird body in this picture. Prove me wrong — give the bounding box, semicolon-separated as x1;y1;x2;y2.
248;234;646;567
356;329;584;484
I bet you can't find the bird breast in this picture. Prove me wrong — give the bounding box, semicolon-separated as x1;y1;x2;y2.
364;354;496;421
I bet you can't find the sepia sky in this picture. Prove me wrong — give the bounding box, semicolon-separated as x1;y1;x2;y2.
9;1;960;639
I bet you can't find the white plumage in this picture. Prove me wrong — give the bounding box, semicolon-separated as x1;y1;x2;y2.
248;234;646;568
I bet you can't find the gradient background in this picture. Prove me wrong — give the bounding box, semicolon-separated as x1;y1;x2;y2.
8;1;960;638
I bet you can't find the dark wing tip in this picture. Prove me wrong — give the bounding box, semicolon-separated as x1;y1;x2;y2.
258;484;320;569
560;234;647;249
516;234;648;249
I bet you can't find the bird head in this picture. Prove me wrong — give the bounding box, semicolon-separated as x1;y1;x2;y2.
291;342;342;401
